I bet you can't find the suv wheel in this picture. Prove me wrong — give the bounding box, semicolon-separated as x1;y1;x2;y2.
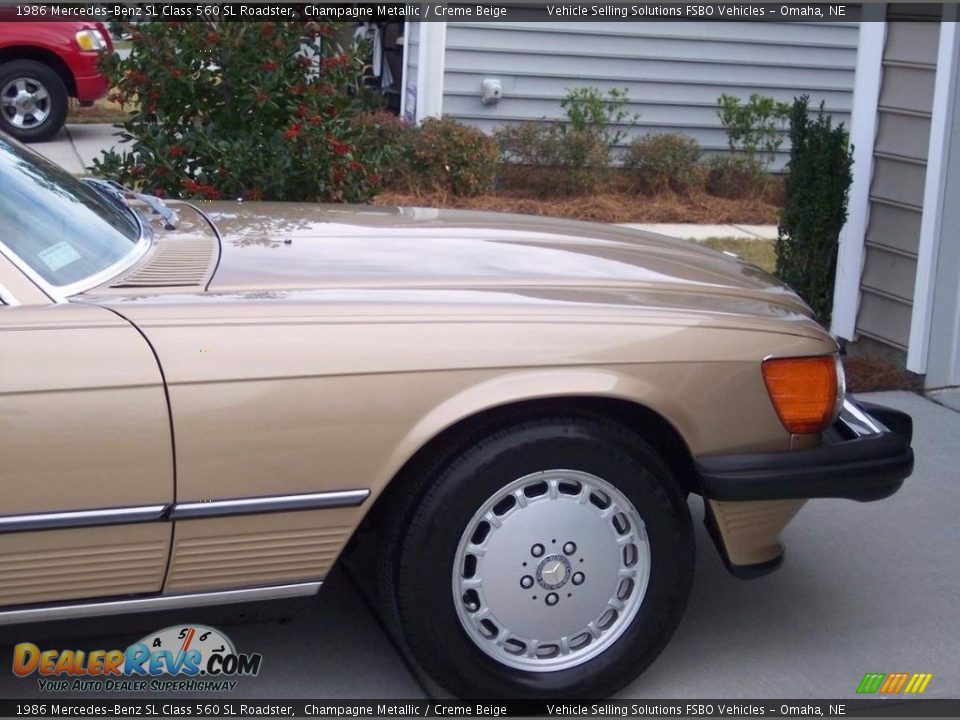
0;60;69;142
386;417;695;697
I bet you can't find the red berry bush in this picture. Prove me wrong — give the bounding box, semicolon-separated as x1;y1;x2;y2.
406;117;498;197
91;22;389;202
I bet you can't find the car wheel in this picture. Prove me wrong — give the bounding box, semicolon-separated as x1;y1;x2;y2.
0;60;69;142
389;417;694;697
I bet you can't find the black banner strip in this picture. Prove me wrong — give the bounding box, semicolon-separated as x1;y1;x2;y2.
0;3;951;24
2;698;960;718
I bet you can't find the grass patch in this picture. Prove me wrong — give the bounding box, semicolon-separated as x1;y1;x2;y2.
698;237;776;274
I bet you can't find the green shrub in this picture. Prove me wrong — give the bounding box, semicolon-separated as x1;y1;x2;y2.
404;117;498;197
717;93;791;169
775;96;854;324
90;21;386;202
351;110;415;189
496;86;636;196
497;121;609;195
704;155;767;199
624;133;702;194
354;110;414;151
560;86;639;151
495;121;553;194
553;126;613;194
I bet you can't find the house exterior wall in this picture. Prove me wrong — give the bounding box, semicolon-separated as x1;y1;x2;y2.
851;4;942;354
926;65;960;388
434;21;859;168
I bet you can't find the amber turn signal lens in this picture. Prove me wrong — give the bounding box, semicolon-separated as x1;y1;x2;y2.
761;356;839;434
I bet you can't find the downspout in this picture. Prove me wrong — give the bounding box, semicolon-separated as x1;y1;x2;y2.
415;20;446;122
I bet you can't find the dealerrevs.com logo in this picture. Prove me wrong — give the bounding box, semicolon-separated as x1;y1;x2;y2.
13;624;262;693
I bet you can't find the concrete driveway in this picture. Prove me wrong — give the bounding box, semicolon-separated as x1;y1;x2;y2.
0;391;955;700
29;123;120;176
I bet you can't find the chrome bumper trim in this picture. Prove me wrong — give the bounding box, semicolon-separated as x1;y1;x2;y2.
839;397;885;436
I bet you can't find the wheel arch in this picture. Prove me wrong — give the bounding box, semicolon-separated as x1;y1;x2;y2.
340;371;700;638
0;48;76;96
398;394;697;493
362;370;700;538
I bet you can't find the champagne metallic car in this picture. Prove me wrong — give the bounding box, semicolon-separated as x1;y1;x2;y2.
0;135;913;697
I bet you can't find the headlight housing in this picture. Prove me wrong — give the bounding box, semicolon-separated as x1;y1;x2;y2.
762;354;843;434
75;29;108;52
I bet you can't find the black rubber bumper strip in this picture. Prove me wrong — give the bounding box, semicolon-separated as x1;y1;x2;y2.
696;403;914;503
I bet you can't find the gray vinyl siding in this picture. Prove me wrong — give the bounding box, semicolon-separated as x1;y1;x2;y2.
437;21;859;168
854;7;941;351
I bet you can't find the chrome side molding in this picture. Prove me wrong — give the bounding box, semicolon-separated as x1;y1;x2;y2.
0;581;322;626
169;489;370;520
0;505;167;533
0;489;370;533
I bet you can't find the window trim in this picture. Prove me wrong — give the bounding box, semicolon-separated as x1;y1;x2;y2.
0;216;150;303
0;241;65;304
0;279;18;306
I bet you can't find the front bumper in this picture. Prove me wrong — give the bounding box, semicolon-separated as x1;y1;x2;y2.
74;72;110;102
696;398;914;503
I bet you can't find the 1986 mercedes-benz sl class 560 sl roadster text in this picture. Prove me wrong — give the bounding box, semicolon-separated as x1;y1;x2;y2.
0;135;914;697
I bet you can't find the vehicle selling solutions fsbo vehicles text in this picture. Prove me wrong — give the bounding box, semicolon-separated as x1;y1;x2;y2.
546;5;838;17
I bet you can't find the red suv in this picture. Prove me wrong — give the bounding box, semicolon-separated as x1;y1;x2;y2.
0;20;113;142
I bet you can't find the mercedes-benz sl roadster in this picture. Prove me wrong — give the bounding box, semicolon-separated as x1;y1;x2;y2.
0;135;913;697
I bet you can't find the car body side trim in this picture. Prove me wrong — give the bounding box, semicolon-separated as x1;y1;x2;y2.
0;505;168;533
0;582;322;626
0;490;371;533
168;490;371;519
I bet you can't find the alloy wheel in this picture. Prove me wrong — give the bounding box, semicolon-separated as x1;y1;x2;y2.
452;469;651;672
1;77;52;130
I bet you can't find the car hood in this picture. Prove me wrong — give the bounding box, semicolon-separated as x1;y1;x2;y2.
196;202;809;315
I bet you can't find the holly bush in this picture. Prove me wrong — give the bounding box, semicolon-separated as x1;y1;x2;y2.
90;21;389;202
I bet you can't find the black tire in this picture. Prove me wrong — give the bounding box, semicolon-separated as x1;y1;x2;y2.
385;417;694;698
0;60;69;142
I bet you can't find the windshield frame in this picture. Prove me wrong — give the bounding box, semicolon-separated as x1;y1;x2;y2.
0;191;150;303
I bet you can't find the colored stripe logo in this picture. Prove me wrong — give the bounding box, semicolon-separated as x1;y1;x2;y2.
857;672;933;694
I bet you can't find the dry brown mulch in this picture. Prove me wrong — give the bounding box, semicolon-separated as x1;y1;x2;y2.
844;357;923;393
373;188;780;225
